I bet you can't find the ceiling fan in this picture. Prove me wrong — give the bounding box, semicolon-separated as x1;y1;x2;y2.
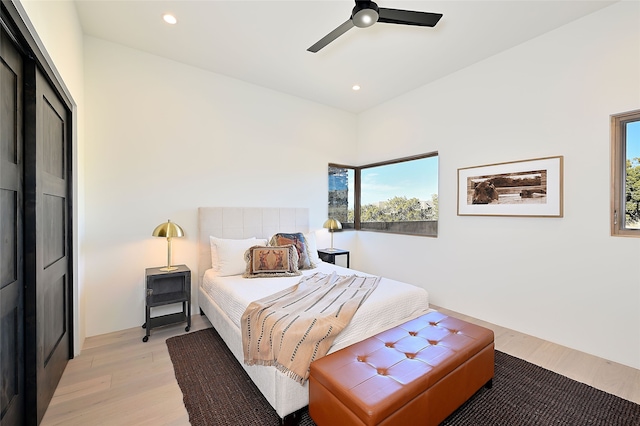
307;0;443;53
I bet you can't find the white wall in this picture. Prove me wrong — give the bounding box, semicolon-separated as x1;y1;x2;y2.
355;1;640;369
83;37;357;336
18;0;639;370
17;0;86;354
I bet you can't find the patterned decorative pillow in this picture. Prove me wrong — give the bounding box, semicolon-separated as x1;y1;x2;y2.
243;245;301;278
269;232;316;270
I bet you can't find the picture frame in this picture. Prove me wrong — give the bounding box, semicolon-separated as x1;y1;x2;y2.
457;156;563;217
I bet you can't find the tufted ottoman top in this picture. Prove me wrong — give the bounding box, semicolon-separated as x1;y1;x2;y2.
309;311;495;425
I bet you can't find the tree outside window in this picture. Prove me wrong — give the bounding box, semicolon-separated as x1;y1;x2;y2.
611;110;640;236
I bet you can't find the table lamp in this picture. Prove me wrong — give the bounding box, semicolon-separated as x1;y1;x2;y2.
152;219;185;271
323;218;342;252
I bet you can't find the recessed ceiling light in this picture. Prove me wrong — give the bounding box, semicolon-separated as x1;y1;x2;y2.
352;85;361;91
163;14;177;25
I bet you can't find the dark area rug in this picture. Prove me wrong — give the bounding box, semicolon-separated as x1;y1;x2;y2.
167;327;640;426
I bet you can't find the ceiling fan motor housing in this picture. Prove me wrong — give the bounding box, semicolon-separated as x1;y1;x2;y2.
352;1;379;28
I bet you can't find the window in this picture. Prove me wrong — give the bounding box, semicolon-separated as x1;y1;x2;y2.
328;165;355;229
328;153;438;237
611;110;640;237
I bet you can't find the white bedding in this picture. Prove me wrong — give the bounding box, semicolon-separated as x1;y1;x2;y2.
202;261;430;354
196;207;431;420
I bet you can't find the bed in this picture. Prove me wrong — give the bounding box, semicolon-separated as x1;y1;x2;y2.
197;207;430;424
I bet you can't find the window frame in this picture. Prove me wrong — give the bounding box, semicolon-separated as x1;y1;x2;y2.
611;109;640;237
329;152;438;237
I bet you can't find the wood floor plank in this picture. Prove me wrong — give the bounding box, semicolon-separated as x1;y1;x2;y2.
48;375;112;406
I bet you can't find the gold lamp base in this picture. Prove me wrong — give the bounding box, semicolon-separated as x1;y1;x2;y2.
159;266;179;272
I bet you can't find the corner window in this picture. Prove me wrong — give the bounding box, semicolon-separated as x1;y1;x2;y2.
328;153;438;237
611;110;640;237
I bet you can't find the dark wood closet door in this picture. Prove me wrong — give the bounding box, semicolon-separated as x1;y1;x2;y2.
0;26;25;426
24;66;71;425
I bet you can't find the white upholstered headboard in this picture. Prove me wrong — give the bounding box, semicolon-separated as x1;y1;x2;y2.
197;207;309;286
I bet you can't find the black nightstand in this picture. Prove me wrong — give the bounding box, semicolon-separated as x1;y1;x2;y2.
142;264;191;342
317;248;350;268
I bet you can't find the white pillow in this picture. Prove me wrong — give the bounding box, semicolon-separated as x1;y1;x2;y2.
210;236;267;276
304;232;322;264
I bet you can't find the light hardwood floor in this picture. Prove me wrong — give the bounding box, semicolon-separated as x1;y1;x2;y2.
41;308;640;425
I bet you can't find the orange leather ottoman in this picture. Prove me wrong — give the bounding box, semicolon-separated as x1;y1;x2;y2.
309;311;494;426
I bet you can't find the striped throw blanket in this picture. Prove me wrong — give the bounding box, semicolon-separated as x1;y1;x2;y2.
241;272;380;384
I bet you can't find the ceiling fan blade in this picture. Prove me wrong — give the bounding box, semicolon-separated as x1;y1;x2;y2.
378;8;442;27
307;19;355;53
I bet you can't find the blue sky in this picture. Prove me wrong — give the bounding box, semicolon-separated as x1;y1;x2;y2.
628;121;640;161
358;157;438;205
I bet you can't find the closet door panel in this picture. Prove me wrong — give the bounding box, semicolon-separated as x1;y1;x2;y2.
0;25;24;426
37;67;70;424
24;65;71;426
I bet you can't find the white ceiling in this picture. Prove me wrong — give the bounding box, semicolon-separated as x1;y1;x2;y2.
74;0;617;113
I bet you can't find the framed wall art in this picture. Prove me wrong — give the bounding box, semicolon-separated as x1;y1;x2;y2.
457;156;563;217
